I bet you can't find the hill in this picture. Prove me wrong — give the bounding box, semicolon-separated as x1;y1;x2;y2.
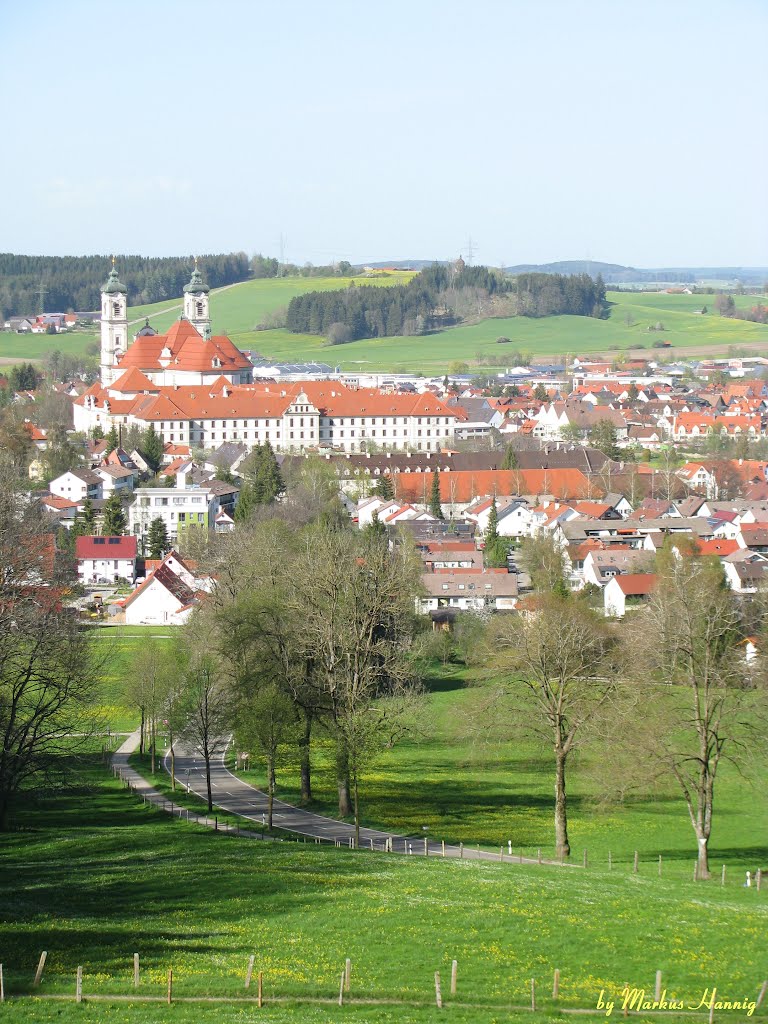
2;278;766;374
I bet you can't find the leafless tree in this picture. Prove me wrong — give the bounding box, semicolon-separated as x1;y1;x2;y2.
0;475;100;829
624;553;757;879
488;596;616;858
292;524;424;843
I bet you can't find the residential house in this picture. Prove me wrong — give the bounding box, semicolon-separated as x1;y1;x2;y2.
49;469;102;502
123;551;204;625
76;535;137;584
603;573;657;617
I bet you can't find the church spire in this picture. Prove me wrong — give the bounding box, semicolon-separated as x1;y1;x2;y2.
183;258;211;338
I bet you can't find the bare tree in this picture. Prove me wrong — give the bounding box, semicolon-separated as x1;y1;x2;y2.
293;524;424;843
488;596;616;858
0;476;99;829
177;642;233;813
235;682;296;828
624;553;754;879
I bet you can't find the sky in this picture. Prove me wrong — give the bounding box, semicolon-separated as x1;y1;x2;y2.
1;0;766;268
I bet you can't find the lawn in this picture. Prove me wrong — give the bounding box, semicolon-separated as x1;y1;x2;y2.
1;762;766;1022
87;625;175;735
237;665;768;881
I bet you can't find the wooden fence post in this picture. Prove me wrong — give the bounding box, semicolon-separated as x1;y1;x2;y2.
757;868;762;892
258;970;263;1007
34;951;48;986
633;851;639;874
721;864;726;886
658;855;662;877
623;981;629;1017
451;959;457;995
583;849;588;869
530;978;536;1012
755;980;767;1010
442;840;445;857
167;968;172;1005
434;971;442;1009
133;953;139;987
245;954;255;989
338;971;345;1006
553;968;560;1000
655;971;662;1002
537;848;542;864
708;986;716;1024
0;963;4;1002
345;958;351;992
459;842;464;859
76;966;83;1004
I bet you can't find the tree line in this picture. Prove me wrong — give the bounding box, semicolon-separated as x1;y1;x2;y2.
286;265;605;343
0;252;252;318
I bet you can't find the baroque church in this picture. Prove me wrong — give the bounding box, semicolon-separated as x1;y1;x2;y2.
99;261;253;388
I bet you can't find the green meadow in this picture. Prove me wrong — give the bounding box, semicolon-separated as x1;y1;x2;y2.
239;664;768;879
1;763;766;1023
1;277;766;373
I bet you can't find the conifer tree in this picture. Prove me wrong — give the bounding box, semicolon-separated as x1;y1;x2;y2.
429;471;444;520
104;425;119;455
140;424;165;473
501;444;519;470
79;497;96;532
147;517;169;559
373;474;394;500
101;491;126;536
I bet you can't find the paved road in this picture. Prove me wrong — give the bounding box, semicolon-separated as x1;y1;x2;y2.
166;741;553;864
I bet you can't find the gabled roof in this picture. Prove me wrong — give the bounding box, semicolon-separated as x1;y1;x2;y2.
76;535;137;560
612;573;657;595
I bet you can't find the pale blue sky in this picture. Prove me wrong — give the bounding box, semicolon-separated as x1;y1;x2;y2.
1;0;766;267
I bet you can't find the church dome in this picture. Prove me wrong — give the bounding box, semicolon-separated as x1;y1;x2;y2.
103;265;127;294
183;264;210;294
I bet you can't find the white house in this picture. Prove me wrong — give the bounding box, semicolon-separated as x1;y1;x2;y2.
603;573;657;617
123;551;206;625
75;535;137;584
49;469;102;502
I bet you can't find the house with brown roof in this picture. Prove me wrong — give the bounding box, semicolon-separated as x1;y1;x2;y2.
124;551;207;626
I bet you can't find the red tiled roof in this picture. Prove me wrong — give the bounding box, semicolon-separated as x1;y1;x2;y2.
613;573;657;595
75;535;138;560
397;469;594;504
116;318;251;374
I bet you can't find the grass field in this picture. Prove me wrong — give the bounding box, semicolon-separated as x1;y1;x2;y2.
87;625;175;735
2;763;766;1022
2;280;765;373
237;664;768;879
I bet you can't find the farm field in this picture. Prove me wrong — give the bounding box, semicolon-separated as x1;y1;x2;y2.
1;280;765;373
1;761;766;1023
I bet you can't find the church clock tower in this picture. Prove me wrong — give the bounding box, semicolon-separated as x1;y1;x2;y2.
100;260;128;386
183;259;211;339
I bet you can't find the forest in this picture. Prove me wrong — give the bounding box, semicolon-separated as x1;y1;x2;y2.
0;252;252;318
285;265;606;343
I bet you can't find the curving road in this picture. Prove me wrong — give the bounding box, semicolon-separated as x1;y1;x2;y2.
165;741;556;864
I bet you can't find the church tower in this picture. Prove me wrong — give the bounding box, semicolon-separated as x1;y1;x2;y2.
183;259;211;339
100;260;128;386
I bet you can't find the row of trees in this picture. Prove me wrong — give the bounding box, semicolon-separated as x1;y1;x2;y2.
0;252;251;317
126;514;425;845
508;536;765;877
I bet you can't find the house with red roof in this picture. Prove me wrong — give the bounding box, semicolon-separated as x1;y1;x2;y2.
603;573;657;617
75;535;137;584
